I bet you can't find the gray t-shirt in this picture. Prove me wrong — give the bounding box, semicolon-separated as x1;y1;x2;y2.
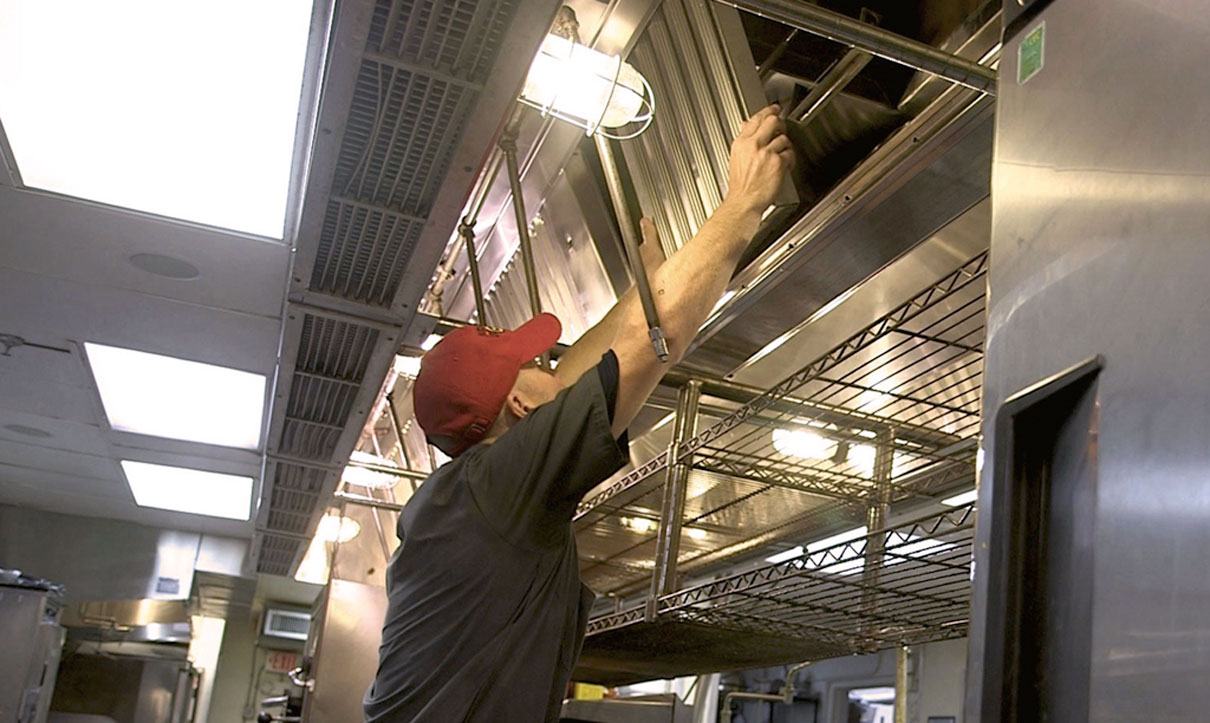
364;353;628;722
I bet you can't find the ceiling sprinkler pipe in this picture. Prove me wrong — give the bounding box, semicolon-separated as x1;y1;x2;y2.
423;151;504;316
499;123;550;370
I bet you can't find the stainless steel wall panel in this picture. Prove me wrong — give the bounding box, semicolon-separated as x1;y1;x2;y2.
619;0;761;259
967;0;1210;720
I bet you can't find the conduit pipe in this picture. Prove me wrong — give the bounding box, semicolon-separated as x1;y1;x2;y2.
720;661;811;723
499;121;549;369
594;134;670;362
719;0;997;95
788;47;872;123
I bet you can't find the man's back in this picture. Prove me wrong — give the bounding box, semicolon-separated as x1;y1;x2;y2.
365;361;627;722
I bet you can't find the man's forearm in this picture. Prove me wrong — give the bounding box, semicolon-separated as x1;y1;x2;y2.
607;200;763;435
554;284;639;385
641;201;763;362
555;227;663;386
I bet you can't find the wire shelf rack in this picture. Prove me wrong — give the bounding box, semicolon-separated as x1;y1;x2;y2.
574;250;987;672
576;502;975;683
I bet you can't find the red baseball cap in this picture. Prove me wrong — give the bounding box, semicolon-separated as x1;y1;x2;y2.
413;313;562;456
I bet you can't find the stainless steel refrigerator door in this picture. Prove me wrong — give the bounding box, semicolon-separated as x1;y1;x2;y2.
968;0;1210;720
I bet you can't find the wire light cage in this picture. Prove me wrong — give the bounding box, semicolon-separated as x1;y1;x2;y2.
518;34;656;140
573;249;989;676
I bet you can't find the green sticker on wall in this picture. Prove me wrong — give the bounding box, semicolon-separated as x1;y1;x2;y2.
1018;22;1045;85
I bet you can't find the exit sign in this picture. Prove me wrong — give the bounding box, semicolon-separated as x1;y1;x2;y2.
265;651;301;673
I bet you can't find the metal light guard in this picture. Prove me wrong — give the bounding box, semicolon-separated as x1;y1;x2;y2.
517;38;656;140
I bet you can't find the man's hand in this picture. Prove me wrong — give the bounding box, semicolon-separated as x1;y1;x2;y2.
722;104;795;216
607;105;794;437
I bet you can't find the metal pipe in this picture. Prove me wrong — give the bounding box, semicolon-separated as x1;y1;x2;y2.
648;380;702;613
466;151;504;226
719;0;997;96
362;489;394;561
895;645;910;723
499;127;549;369
345;459;428;485
721;691;784;723
335;491;407;512
757;27;799;80
720;663;809;723
384;393;415;482
423;152;503;314
860;429;896;644
593;133;670;363
788;48;872;123
457;219;489;325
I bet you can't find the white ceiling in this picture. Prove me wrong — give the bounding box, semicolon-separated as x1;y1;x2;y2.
0;185;291;537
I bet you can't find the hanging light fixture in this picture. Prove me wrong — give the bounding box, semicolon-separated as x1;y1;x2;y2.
519;34;655;139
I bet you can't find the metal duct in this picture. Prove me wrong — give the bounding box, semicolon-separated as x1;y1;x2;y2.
258;0;561;575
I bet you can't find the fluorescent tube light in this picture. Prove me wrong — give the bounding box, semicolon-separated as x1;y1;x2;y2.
941;489;978;507
0;0;312;237
766;526;867;567
121;461;252;520
765;546;804;564
85;343;266;449
420;334;442;351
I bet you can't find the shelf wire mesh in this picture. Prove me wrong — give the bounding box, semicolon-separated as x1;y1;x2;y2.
577;250;988;653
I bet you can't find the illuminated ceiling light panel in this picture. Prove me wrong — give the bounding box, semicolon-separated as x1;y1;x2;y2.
0;1;313;237
766;526;868;566
121;461;252;520
941;489;978;507
621;516;656;534
420;334;442;351
86;343;266;449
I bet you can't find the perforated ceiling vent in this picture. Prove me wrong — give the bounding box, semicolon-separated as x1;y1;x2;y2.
256;0;538;576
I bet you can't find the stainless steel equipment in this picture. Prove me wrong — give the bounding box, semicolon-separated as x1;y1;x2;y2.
300;580;388;723
562;693;694;723
966;0;1210;720
0;575;64;723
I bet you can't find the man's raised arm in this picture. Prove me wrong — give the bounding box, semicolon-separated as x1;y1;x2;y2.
609;105;793;438
553;226;664;387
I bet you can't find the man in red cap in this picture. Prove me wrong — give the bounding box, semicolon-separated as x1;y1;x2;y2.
365;105;794;722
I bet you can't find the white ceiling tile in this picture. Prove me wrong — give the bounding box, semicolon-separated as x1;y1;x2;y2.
0;187;291;318
0;269;281;376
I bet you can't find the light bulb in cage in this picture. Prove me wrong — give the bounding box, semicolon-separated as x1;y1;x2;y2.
342;450;402;490
519;34;655;139
772;427;834;460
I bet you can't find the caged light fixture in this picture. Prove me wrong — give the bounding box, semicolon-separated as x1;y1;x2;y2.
518;33;655;140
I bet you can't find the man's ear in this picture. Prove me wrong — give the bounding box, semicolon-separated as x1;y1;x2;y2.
504;391;531;420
